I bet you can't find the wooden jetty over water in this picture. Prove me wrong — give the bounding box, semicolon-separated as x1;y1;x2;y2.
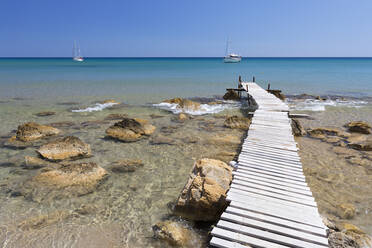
210;82;328;247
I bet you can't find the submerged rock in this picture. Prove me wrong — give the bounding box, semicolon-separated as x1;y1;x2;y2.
336;203;356;219
106;118;156;142
109;159;143;173
223;89;240;100
345;121;371;134
206;134;241;146
150;134;176;145
37;136;91;161
178;113;188;121
27;162;107;198
34;111;56;117
23;156;56;169
291;119;306;136
153;221;193;247
18;210;72;230
16;122;61;142
174;158;232;221
104;113;128;120
348;136;372;151
307;127;349;140
224;116;251;130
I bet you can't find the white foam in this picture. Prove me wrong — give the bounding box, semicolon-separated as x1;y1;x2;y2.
72;102;118;112
287;98;368;112
153;101;240;115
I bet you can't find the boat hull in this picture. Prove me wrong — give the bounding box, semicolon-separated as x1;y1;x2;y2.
73;57;84;62
224;57;241;63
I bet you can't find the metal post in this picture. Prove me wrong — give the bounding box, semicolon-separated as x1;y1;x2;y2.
268;83;271;90
253;76;255;82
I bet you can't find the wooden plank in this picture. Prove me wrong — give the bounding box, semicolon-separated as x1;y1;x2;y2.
210;237;249;248
233;175;312;194
211;227;289;248
239;150;301;163
238;153;303;167
242;144;299;157
230;182;315;202
228;189;318;212
238;159;304;173
243;141;298;151
220;213;329;246
225;206;326;237
217;220;327;248
228;199;325;228
233;170;308;187
240;150;302;164
237;163;305;178
235;164;306;182
229;185;317;207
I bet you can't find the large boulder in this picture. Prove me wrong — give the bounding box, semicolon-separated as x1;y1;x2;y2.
224;116;251;130
174;158;232;221
105;118;156;142
16;122;61;142
291;119;306;136
345;121;371;134
37;136;91;161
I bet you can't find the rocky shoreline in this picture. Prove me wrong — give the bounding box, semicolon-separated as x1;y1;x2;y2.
0;95;372;247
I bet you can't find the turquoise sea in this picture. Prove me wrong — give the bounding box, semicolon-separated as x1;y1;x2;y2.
1;58;372;247
1;58;372;104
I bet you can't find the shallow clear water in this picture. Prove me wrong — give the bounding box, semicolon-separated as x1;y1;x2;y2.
1;58;372;247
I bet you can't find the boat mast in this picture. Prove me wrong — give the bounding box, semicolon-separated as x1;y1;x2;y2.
225;38;230;56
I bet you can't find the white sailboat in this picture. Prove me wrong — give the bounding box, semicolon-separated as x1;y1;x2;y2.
73;41;84;62
224;39;241;63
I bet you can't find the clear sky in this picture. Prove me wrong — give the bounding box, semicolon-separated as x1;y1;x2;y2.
1;0;372;57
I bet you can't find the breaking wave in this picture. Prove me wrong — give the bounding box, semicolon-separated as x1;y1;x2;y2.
71;102;118;112
153;101;240;115
287;98;368;112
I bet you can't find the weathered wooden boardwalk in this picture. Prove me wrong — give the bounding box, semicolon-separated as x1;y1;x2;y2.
210;82;328;248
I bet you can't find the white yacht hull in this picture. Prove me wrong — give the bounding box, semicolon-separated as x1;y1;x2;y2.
224;57;241;63
73;57;84;62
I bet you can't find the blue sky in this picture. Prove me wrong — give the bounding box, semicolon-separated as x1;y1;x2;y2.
1;0;372;57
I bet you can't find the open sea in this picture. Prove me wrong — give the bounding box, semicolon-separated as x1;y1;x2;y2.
1;57;372;103
0;57;372;247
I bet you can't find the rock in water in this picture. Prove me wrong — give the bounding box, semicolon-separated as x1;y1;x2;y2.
109;159;143;172
348;136;372;151
163;98;201;112
37;136;91;161
224;115;251;130
16;122;61;142
291;119;306;136
267;89;286;100
18;210;72;230
174;158;232;221
153;221;192;247
23;156;56;169
223;89;240;100
34;111;56;117
307;127;349;139
29;162;107;197
105;118;156;142
178;113;188;121
345;121;371;134
336;203;356;219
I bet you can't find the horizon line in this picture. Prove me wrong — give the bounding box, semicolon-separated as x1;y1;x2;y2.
2;56;372;59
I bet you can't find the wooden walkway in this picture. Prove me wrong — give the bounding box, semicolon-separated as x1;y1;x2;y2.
210;82;328;248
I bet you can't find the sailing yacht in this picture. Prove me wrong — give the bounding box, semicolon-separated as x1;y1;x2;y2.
73;41;84;62
224;39;241;63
